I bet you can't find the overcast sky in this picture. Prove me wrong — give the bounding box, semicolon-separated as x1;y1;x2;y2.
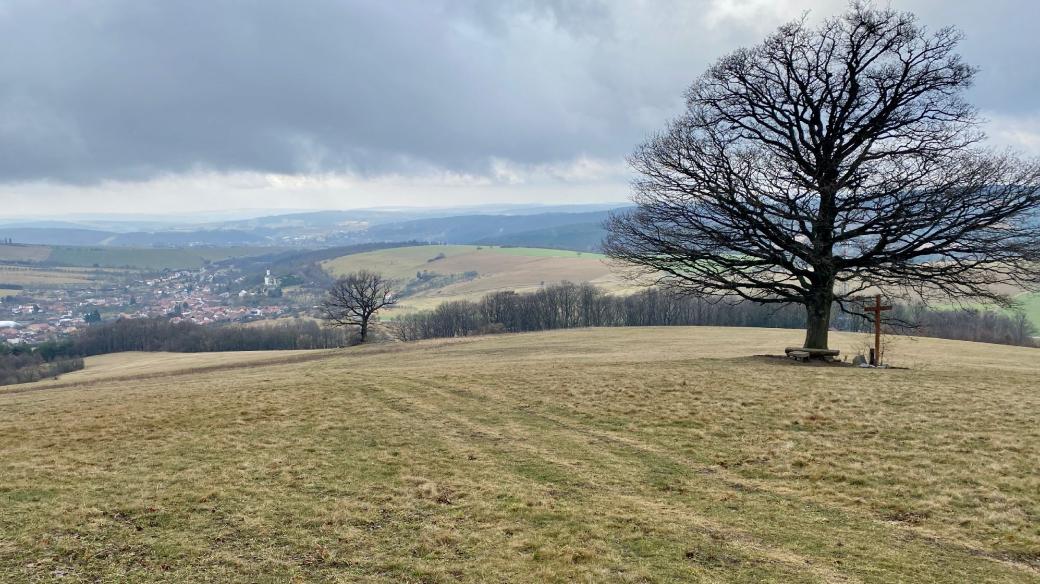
1;0;1038;217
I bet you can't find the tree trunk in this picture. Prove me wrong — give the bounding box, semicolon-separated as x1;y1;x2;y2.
803;295;832;349
359;319;369;343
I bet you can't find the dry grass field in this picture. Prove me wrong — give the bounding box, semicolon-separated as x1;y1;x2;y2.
0;245;52;263
2;350;334;394
0;264;97;286
321;245;637;313
1;327;1038;582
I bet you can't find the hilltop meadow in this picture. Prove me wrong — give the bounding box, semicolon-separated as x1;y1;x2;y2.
2;327;1037;583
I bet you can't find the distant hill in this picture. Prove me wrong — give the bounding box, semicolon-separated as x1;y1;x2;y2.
0;205;629;249
321;244;634;313
0;228;116;246
476;221;607;252
0;227;273;247
200;204;626;232
213;209;420;230
361;211;616;247
109;230;272;246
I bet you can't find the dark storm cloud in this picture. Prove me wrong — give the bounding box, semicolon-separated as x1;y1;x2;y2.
0;0;1037;184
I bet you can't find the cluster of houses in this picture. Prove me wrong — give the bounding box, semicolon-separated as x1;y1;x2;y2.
0;301;81;345
0;266;295;345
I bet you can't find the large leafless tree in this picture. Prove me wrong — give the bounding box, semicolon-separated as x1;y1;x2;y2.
321;270;397;343
605;2;1040;350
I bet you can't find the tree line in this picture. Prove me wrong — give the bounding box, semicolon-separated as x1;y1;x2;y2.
0;343;83;387
390;282;1037;347
68;317;356;355
0;317;358;387
877;304;1037;347
1;317;359;387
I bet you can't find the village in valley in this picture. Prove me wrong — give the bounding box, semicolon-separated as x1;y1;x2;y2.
0;265;297;345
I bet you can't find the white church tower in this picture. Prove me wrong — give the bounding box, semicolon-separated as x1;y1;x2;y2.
264;269;279;288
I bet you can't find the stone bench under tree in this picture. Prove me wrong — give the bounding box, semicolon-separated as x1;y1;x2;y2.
785;347;840;362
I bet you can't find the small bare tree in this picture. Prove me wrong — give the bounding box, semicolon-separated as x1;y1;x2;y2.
321;270;397;343
605;3;1040;351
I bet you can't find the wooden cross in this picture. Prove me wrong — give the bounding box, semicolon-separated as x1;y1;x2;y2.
863;294;892;366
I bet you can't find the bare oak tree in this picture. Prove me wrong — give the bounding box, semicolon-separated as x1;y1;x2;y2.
321;270;397;343
605;2;1040;350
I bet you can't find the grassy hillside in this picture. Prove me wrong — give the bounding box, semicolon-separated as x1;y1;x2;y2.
0;264;99;286
322;245;635;313
2;328;1038;582
11;350;332;391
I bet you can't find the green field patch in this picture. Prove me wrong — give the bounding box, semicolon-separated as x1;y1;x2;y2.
932;292;1040;330
1015;292;1040;329
46;246;283;270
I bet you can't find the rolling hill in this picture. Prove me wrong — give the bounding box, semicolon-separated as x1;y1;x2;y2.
359;211;614;249
0;227;274;247
2;327;1038;582
476;221;607;252
321;244;637;313
0;228;119;246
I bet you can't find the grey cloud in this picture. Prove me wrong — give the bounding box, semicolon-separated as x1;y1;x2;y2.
0;0;1036;185
894;1;1040;115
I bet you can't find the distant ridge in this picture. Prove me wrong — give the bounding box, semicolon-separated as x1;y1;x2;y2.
0;204;629;250
476;221;606;252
